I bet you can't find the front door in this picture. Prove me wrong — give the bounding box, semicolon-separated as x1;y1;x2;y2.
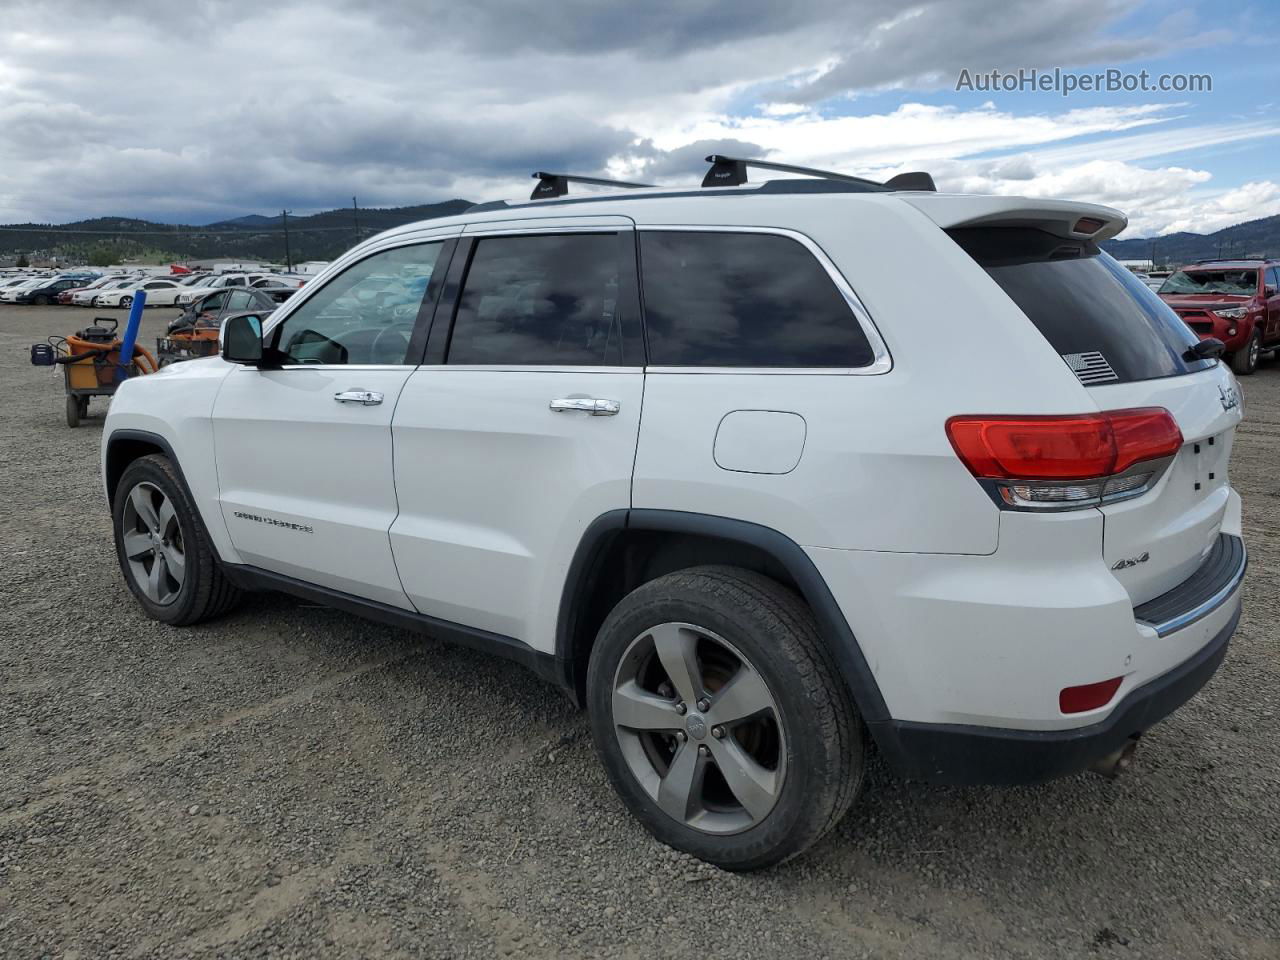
388;217;645;648
212;231;457;608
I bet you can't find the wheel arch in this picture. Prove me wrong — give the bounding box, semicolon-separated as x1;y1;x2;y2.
103;429;208;532
555;509;890;724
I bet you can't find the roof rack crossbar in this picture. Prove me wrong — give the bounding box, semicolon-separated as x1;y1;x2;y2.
530;171;653;200
701;155;935;192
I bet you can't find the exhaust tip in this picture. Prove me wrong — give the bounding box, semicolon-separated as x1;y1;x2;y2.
1089;736;1140;780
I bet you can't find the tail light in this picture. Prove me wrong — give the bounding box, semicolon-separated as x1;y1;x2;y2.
946;408;1182;510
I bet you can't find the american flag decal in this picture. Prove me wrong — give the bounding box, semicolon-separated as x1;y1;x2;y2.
1062;351;1118;385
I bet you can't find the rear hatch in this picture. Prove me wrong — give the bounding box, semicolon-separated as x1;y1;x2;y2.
918;199;1243;607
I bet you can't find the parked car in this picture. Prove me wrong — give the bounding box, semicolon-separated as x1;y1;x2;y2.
168;287;285;332
96;278;189;309
1158;259;1280;374
72;278;136;307
1;278;55;303
174;273;280;305
102;166;1246;870
59;274;132;305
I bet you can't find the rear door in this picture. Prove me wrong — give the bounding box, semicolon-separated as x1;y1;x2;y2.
211;231;457;608
948;226;1243;605
388;216;644;647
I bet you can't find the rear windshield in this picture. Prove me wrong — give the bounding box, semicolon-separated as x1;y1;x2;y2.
948;227;1213;384
1158;269;1257;297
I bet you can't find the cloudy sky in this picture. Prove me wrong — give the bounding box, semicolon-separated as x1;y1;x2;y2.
0;0;1275;237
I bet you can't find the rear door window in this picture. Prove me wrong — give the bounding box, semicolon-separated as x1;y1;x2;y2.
445;233;638;366
639;231;875;367
948;227;1213;383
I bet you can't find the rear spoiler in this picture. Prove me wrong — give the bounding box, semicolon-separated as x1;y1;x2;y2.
900;195;1128;243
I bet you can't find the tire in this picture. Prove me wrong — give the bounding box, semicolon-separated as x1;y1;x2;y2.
112;454;242;625
34;295;50;306
65;395;80;428
119;295;133;309
586;565;864;871
1231;329;1262;376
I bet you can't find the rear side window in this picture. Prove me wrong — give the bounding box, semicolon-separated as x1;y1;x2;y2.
640;231;875;367
447;233;634;366
948;227;1213;383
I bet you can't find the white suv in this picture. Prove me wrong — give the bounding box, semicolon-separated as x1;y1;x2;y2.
102;162;1247;870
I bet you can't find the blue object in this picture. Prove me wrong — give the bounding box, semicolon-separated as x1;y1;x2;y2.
116;289;147;381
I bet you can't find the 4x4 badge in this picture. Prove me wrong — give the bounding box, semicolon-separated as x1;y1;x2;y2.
1220;384;1240;411
1111;552;1150;570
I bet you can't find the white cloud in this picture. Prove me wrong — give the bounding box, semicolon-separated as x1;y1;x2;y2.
0;0;1266;240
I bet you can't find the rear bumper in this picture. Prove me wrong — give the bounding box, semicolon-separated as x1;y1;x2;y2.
871;600;1239;785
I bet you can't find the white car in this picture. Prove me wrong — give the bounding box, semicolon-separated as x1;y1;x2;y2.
101;160;1246;870
96;278;188;308
68;275;134;306
0;277;52;302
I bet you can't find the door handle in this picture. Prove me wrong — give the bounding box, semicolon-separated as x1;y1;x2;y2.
334;389;384;406
549;397;620;416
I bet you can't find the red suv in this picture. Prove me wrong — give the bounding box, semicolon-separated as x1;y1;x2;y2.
1158;259;1280;374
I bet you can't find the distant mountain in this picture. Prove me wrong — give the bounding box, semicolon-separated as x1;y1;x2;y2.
10;200;1277;268
0;199;475;263
1104;214;1280;265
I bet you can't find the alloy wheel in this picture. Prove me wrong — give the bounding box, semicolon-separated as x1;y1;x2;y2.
121;482;186;605
610;622;786;834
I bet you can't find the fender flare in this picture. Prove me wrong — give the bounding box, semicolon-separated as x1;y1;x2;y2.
103;428;200;516
555;508;890;724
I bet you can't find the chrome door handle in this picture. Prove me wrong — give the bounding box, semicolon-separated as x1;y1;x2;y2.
334;389;384;406
549;397;620;416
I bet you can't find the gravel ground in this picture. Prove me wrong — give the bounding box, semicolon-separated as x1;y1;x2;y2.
1;304;1277;960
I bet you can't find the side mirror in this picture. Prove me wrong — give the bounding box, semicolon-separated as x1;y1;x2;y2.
1267;286;1277;298
221;314;264;364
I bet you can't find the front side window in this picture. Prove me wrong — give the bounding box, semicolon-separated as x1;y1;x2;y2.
446;233;631;366
271;242;443;365
639;231;876;367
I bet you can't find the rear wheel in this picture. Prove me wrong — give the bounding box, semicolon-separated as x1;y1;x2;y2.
65;395;81;428
112;454;241;625
586;565;864;870
1231;329;1262;375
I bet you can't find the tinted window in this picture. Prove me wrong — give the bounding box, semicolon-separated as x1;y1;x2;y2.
1267;268;1280;293
447;233;631;366
640;231;875;367
271;242;443;365
949;227;1213;383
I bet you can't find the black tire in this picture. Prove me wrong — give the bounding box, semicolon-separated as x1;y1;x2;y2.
34;294;50;306
112;454;242;625
1231;329;1262;375
65;395;80;428
120;295;133;309
586;565;864;871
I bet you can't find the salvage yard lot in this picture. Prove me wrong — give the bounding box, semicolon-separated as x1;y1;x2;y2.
1;304;1277;960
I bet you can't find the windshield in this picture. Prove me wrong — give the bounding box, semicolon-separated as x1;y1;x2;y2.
1158;269;1257;297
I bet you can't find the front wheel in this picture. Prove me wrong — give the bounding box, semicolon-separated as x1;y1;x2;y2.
34;294;50;306
112;454;241;625
586;565;864;871
1231;329;1262;375
119;295;133;309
